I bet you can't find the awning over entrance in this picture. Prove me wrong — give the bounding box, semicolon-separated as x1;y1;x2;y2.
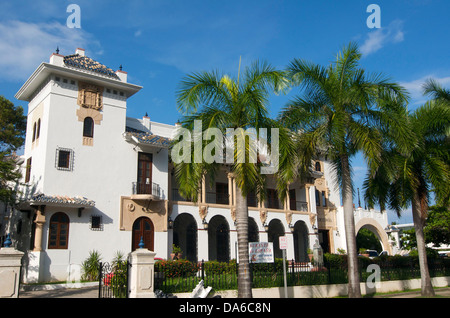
26;193;96;209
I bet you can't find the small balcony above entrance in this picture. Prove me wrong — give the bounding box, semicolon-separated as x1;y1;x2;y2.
131;182;161;201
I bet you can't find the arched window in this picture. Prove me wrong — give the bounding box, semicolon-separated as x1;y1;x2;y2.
32;122;37;142
48;212;70;249
315;161;321;172
83;117;94;138
36;119;41;139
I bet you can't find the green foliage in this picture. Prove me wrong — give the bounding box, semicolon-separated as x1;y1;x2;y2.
172;244;182;254
424;205;450;247
81;250;102;281
204;259;237;275
0;96;26;153
0;96;26;204
109;256;128;298
155;259;200;278
356;228;383;252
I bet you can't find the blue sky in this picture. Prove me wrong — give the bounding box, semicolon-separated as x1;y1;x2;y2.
1;0;449;224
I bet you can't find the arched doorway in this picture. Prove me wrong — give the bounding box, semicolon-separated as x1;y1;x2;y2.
208;215;230;262
173;213;198;262
357;227;383;253
293;221;309;262
132;217;154;251
355;218;392;254
268;219;285;259
248;217;259;243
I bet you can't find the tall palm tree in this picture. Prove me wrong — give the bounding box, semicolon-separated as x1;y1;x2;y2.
365;84;450;296
423;79;450;205
173;61;291;298
279;43;409;298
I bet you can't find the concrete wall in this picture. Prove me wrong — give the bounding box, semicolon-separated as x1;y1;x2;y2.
174;276;450;298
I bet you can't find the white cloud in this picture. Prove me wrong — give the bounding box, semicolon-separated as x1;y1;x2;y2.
400;75;450;106
360;20;405;56
0;20;101;82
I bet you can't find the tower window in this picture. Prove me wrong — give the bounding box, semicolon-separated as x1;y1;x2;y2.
83;117;94;138
56;148;74;171
90;215;103;231
315;161;321;172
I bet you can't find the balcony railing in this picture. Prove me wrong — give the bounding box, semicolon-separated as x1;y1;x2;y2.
132;182;161;198
291;201;308;212
206;192;229;205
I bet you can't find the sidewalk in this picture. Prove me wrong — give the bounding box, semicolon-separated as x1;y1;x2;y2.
372;287;450;298
19;286;450;298
19;285;99;298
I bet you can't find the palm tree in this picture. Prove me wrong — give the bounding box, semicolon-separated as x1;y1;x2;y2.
279;43;409;298
365;84;450;296
423;79;450;205
173;61;291;298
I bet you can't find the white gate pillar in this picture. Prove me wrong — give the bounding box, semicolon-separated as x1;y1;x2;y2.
128;246;156;298
0;235;24;298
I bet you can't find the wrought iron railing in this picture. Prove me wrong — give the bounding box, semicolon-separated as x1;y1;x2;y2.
132;182;161;198
291;201;308;212
206;192;229;205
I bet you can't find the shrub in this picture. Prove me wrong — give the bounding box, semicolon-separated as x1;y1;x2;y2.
252;258;288;272
155;259;200;278
324;253;347;268
81;250;102;281
204;259;236;275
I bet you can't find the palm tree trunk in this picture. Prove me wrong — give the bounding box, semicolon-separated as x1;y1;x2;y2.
341;155;362;298
411;193;435;297
235;186;253;298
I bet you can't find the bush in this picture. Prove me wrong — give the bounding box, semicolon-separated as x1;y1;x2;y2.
324;253;347;268
155;259;200;278
204;259;236;275
252;258;288;272
81;250;102;281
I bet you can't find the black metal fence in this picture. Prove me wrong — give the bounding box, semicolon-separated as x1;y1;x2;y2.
98;261;130;298
154;257;450;294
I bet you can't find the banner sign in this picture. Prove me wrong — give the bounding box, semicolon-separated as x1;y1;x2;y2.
249;242;274;263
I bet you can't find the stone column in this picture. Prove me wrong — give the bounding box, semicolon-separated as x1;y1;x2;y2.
128;248;157;298
227;173;234;207
201;175;206;204
33;206;46;252
0;235;24;298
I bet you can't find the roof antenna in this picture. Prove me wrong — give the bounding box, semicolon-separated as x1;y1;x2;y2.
56;46;60;54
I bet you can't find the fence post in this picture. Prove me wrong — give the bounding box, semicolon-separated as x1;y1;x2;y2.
0;237;24;298
128;248;156;298
326;259;331;284
98;262;103;298
291;259;295;283
201;259;205;281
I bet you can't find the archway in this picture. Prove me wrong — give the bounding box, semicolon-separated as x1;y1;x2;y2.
293;221;309;262
268;219;285;259
248;217;259;243
208;215;230;262
132;217;154;251
173;213;198;262
355;218;392;255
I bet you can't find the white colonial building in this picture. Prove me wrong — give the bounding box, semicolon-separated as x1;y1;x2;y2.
4;48;391;283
